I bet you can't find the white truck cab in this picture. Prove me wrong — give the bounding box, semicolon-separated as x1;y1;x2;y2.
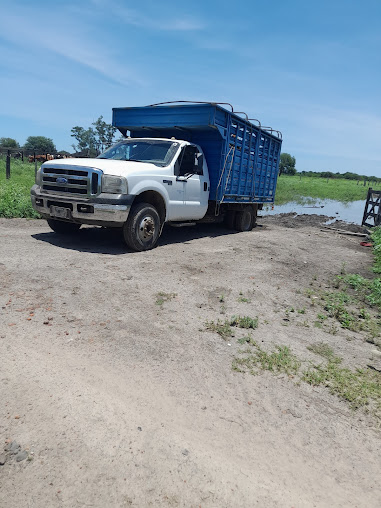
31;138;210;251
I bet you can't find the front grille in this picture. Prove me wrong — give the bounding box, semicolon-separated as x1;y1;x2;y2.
41;166;102;197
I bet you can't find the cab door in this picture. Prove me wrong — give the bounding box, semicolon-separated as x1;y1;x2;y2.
176;145;209;220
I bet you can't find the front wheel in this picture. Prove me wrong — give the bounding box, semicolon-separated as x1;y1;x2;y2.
123;202;161;251
47;219;81;234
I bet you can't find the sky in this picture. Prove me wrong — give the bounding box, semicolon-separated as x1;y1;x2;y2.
0;0;380;176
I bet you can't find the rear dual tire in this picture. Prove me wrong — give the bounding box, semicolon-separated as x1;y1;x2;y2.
235;208;254;232
225;208;256;232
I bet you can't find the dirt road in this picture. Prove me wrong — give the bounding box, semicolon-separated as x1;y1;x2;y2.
0;216;380;507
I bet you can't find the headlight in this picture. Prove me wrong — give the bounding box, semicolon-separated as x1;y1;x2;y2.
35;168;42;186
101;175;128;194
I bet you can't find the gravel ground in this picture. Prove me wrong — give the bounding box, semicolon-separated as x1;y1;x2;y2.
0;215;380;507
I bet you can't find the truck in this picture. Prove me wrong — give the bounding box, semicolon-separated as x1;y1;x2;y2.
31;101;282;251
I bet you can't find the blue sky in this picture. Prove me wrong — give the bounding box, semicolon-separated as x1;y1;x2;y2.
0;0;380;175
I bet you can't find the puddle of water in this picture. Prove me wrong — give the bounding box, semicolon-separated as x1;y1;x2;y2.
263;199;365;225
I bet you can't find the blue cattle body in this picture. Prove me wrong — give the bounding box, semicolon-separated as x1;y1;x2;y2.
112;103;282;205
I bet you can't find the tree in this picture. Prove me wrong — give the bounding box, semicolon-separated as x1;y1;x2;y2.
0;137;20;149
71;116;117;157
92;116;117;152
320;171;334;179
71;126;97;157
24;136;56;153
279;153;296;175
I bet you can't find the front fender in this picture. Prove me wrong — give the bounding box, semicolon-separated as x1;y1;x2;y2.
129;180;170;219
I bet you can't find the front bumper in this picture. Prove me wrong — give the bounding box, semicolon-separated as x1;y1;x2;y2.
31;185;134;226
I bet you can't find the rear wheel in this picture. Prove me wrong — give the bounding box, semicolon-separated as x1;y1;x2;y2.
123;202;161;251
224;211;236;230
234;208;254;232
47;219;81;234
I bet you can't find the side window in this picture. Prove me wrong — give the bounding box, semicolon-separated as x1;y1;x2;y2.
178;146;199;176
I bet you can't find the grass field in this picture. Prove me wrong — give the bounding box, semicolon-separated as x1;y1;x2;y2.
275;174;379;205
0;157;378;218
0;158;39;218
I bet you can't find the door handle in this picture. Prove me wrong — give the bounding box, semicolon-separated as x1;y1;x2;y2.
204;182;208;191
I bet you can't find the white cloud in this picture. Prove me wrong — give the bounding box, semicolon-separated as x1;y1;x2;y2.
0;8;143;86
89;0;205;31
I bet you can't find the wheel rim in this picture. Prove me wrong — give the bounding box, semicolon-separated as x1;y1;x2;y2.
138;214;156;243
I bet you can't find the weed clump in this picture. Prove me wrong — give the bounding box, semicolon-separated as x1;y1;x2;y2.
233;343;301;376
204;319;234;340
303;352;381;412
230;315;258;329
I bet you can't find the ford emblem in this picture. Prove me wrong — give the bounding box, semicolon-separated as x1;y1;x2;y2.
56;177;68;184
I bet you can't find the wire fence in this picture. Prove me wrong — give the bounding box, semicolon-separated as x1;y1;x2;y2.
0;147;86;179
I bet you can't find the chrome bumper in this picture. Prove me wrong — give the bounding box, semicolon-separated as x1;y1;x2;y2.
31;185;132;225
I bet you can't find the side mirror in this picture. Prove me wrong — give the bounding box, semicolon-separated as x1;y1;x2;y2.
194;153;204;175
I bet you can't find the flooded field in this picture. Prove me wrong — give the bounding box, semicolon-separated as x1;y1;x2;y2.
263;199;366;225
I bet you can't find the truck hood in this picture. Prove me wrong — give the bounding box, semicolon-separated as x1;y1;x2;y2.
42;158;162;177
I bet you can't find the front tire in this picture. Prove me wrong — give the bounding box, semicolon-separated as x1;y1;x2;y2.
123;202;161;251
47;219;81;234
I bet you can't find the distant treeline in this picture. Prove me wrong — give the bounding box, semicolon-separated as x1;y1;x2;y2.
298;171;380;183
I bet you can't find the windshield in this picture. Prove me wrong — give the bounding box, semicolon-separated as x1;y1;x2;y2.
97;139;179;167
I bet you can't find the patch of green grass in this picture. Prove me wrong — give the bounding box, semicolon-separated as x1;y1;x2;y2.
155;292;177;306
238;296;251;303
307;342;335;360
237;335;257;345
234;341;381;417
233;343;301;376
275;175;371;205
230;315;258;329
371;227;381;274
204;319;234;339
317;288;380;336
205;315;258;339
321;291;357;330
302;356;381;412
0;158;39;218
340;274;381;309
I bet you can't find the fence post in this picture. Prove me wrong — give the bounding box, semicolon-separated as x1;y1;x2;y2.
6;150;11;179
32;152;36;178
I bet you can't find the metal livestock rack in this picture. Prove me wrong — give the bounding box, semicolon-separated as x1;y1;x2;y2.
112;101;282;205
